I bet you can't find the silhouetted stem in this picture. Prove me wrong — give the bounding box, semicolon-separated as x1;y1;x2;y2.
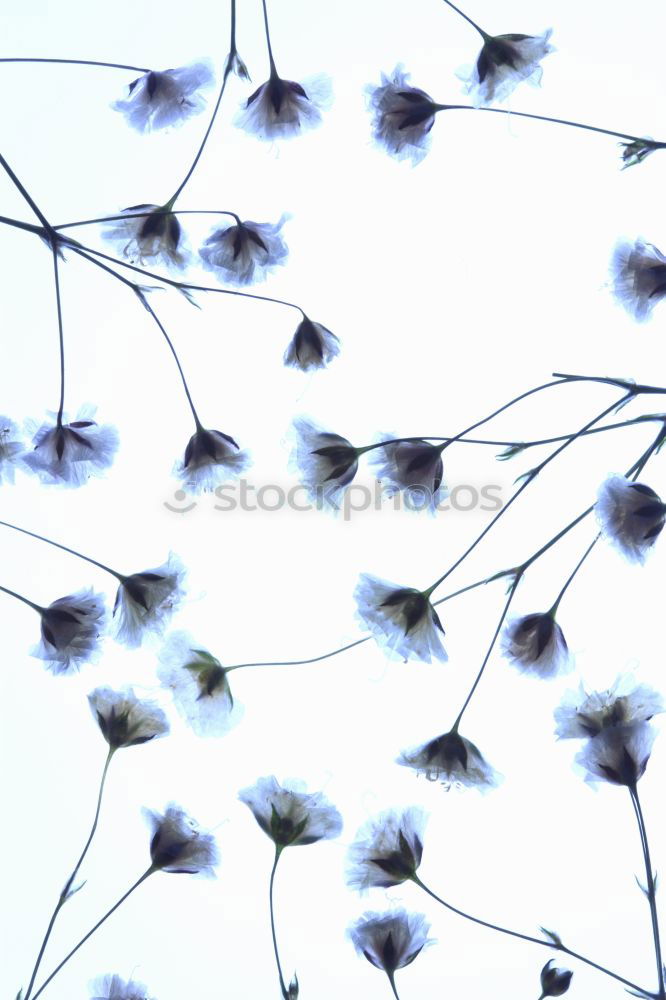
0;520;123;579
136;292;202;426
386;971;402;1000
269;846;289;999
0;57;150;71
0;152;52;231
630;787;665;999
0;583;41;612
549;536;599;616
54;209;241;231
52;246;66;423
440;0;488;38
261;0;279;75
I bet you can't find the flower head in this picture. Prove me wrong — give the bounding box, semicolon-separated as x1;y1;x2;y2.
290;417;359;509
104;204;186;269
611;239;666;322
88;686;169;750
176;426;251;493
461;30;554;106
113;553;185;648
158;631;241;738
398;729;500;790
370;437;446;512
575;722;656;787
501;613;571;678
540;960;573;998
112;62;214;132
89;974;154;1000
348;909;432;974
355;574;447;664
238;776;342;848
283;317;340;372
367;66;438;165
596;475;666;563
555;677;664;740
199;216;288;285
146;804;219;876
35;589;107;675
347;807;426;892
619;138;663;170
0;415;24;483
22;408;118;488
235;73;331;140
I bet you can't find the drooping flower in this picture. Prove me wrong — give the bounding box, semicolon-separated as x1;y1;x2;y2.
555;676;664;740
348;909;432;975
283;317;340;372
176;426;251;493
461;30;554;106
112;62;214;133
235;73;331;140
199;217;288;285
104;204;186;269
0;415;24;484
611;239;666;322
238;776;342;848
113;553;185;648
290;417;359;509
501;613;571;679
157;631;241;737
539;960;573;998
575;721;656;787
34;589;107;675
398;729;500;790
89;973;154;1000
88;686;170;750
347;807;426;892
366;66;438;165
22;408;119;488
619;138;664;170
355;574;447;664
596;475;666;563
146;804;219;876
370;437;446;512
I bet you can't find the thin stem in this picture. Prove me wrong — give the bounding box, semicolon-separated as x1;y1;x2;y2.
51;246;66;423
54;209;241;232
436;105;660;145
269;846;288;1000
0;57;150;71
261;0;278;75
0;152;53;231
549;535;599;615
386;971;402;1000
0;214;43;235
0;583;41;612
30;869;153;1000
136;292;202;426
412;875;650;995
440;0;488;38
0;520;123;579
630;787;665;999
24;750;114;1000
552;372;666;396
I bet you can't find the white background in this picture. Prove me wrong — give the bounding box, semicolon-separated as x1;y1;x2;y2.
2;1;666;998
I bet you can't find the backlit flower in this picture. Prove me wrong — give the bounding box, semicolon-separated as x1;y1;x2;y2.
88;686;169;750
113;553;185;648
612;239;666;321
347;807;426;892
596;475;666;563
89;973;154;1000
367;66;438;165
501;613;571;678
370;437;446;512
349;909;432;974
355;574;447;664
398;729;500;790
112;62;214;132
0;415;24;483
176;426;251;493
235;73;331;140
147;804;219;876
576;721;656;787
35;588;107;675
290;417;359;509
104;204;186;269
555;677;664;740
22;408;118;488
540;960;573;998
461;30;554;106
199;217;288;285
283;317;340;372
158;631;241;737
238;775;342;848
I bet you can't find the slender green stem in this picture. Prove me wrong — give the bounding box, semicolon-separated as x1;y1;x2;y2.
0;520;122;579
412;875;649;995
630;787;665;999
30;869;153;1000
135;292;202;426
269;846;288;1000
24;750;114;1000
435;105;661;145
386;971;402;1000
440;0;488;38
0;57;150;71
0;583;41;612
51;246;66;423
261;0;278;75
549;535;599;616
0;152;53;231
54;209;241;232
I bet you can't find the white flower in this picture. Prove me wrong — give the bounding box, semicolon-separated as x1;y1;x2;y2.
366;66;438;165
22;408;118;488
540;960;573;998
355;574;447;664
501;613;571;678
596;475;666;563
34;588;107;675
290;417;359;509
555;676;664;740
611;239;666;321
158;631;242;738
370;437;446;512
238;775;342;848
461;30;554;106
89;973;154;1000
283;317;340;372
88;686;170;750
104;204;186;268
398;729;500;790
146;804;219;876
235;73;331;140
575;722;656;787
112;62;214;132
347;808;426;892
348;909;432;974
113;553;185;648
199;217;289;285
0;415;24;483
176;426;251;493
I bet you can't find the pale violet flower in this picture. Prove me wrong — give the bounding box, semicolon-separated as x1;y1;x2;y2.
346;807;426;892
348;909;432;976
501;613;571;679
612;239;666;321
239;775;342;848
89;974;154;1000
146;804;219;876
290;417;359;509
113;553;185;648
35;588;107;675
461;30;554;106
104;204;186;269
0;415;24;483
22;408;118;488
176;426;251;494
555;676;664;740
367;66;438;165
283;317;340;372
112;62;214;132
370;437;446;512
398;729;500;790
355;574;447;664
88;686;170;750
596;475;666;563
157;631;241;738
235;73;331;140
575;722;656;787
199;217;289;285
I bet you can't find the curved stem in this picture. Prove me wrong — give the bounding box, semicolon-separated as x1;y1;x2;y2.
440;0;488;38
0;519;123;579
0;152;52;231
135;292;202;426
269;846;288;999
0;582;41;613
386;971;402;1000
630;787;665;999
436;105;659;145
30;869;153;1000
412;875;650;995
54;209;241;232
0;57;150;71
552;373;666;396
549;535;599;616
261;0;278;75
51;246;66;423
24;750;114;1000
